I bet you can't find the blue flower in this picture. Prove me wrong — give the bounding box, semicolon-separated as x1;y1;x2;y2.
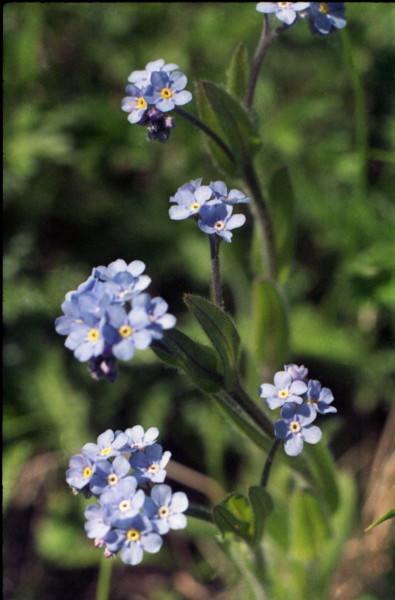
84;502;111;543
66;454;96;493
89;455;131;496
284;363;308;381
146;70;192;112
124;425;160;451
274;403;322;456
121;84;151;124
308;3;346;35
130;443;171;484
306;379;337;416
198;201;246;243
104;514;163;566
256;2;311;25
169;184;213;220
100;477;146;526
106;305;153;361
209;181;250;205
260;370;307;409
82;429;129;462
132;295;176;339
127;59;179;88
146;484;188;535
94;259;151;303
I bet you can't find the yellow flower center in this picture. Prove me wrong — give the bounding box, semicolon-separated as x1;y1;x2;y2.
278;389;289;399
119;325;133;338
160;87;173;99
126;529;141;542
119;500;131;512
100;447;112;457
278;2;291;8
214;220;225;231
83;467;93;478
190;202;200;211
159;506;170;519
148;463;160;474
135;97;147;110
87;328;100;342
319;2;329;13
290;421;301;433
108;474;118;486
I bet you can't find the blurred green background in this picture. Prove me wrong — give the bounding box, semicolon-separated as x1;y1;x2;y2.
4;3;395;599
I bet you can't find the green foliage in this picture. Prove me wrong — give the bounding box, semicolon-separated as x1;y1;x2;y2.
195;80;261;175
226;43;249;100
249;486;274;545
184;293;241;389
365;509;395;532
268;167;296;283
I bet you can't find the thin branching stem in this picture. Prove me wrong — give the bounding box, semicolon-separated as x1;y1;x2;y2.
260;439;280;487
96;552;112;600
209;235;224;308
175;107;235;164
186;504;214;523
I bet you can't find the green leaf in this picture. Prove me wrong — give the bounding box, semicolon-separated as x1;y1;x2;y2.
365;508;395;532
249;486;274;545
194;81;235;176
213;493;254;543
226;43;249;100
195;80;261;176
251;278;289;371
152;329;223;393
268;167;296;283
303;442;339;513
184;294;240;389
213;392;273;452
289;489;331;562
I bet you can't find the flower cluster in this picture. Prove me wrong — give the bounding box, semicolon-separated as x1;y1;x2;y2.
256;2;346;35
55;259;176;381
122;59;192;142
169;179;250;243
260;364;337;456
66;426;188;566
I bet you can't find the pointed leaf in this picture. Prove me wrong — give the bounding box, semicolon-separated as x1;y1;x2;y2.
195;80;261;176
227;43;249;100
365;508;395;532
249;486;274;545
184;294;240;389
251;278;289;371
268;167;296;283
152;329;222;393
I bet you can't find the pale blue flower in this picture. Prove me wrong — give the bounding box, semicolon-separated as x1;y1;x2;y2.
82;429;129;462
130;444;171;484
146;484;189;535
66;454;96;493
306;379;337;416
260;370;307;409
124;425;160;452
256;2;311;25
275;403;321;456
198;201;246;243
89;455;131;496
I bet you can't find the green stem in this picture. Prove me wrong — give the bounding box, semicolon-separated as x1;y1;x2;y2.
341;29;368;200
244;16;287;110
209;235;224;308
233;379;275;439
260;439;280;487
96;553;112;600
175;106;235;164
243;160;277;279
186;503;214;523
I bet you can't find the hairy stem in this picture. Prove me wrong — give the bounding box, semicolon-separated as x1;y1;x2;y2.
260;439;280;487
175;107;235;164
96;553;112;600
186;503;214;523
209;235;224;307
244;16;286;109
233;379;275;439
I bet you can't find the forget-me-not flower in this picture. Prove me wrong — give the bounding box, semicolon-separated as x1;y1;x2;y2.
284;363;309;381
260;370;307;409
275;403;322;456
130;443;171;484
306;379;337;416
198;201;246;243
146;484;189;535
308;2;346;34
66;454;96;493
256;2;311;25
104;514;163;566
89;455;131;496
82;429;129;462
